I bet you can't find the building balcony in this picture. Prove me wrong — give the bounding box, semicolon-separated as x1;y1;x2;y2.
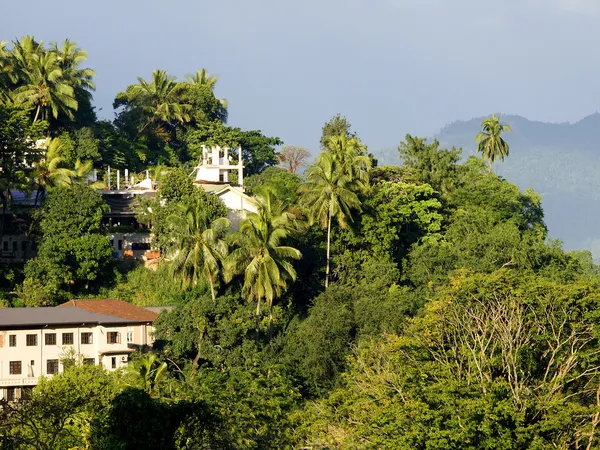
0;377;39;387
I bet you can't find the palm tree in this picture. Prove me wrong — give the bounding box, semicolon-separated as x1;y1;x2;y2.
225;189;302;340
69;159;104;189
475;114;512;169
33;137;74;205
11;36;78;122
119;69;191;134
168;200;230;300
301;136;370;288
50;39;96;104
126;353;167;396
186;68;227;109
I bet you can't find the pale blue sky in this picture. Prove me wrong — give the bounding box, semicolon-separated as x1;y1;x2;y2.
5;0;600;151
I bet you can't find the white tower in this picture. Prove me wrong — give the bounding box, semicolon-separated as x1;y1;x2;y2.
194;145;244;188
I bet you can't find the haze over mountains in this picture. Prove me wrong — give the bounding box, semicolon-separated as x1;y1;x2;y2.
372;113;600;258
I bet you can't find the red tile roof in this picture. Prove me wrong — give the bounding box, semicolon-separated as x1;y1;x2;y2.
58;299;158;323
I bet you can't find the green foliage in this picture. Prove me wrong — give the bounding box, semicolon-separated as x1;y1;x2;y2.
108;265;184;306
245;166;302;203
0;364;120;450
320;113;356;149
20;184;112;304
398;134;461;195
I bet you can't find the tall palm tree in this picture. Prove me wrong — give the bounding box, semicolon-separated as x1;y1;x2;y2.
168;201;230;300
475;114;512;169
301;136;370;288
225;189;302;340
50;39;96;104
33;137;74;205
186;68;227;109
119;69;191;134
11;36;78;122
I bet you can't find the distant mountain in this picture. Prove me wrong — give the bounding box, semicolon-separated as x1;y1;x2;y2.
371;113;600;258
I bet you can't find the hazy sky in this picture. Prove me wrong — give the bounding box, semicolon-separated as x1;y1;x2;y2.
5;0;600;151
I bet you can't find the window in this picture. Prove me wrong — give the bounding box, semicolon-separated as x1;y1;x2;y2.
118;239;123;250
132;242;151;250
127;330;134;343
62;333;74;345
21;240;27;252
9;335;16;347
107;332;120;344
45;333;56;345
81;332;93;345
111;357;117;369
2;241;7;251
26;334;37;346
9;361;21;375
12;241;17;252
83;358;95;366
6;388;16;401
46;359;59;375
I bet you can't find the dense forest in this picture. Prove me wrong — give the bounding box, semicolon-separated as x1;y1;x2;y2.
2;36;600;449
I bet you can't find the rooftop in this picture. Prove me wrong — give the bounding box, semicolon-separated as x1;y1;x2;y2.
0;306;137;329
59;299;158;323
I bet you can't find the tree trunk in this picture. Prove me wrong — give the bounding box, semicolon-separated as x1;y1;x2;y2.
268;302;273;341
255;298;261;344
325;207;332;288
208;273;216;301
33;104;41;123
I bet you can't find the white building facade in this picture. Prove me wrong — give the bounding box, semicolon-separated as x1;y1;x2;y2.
0;305;155;401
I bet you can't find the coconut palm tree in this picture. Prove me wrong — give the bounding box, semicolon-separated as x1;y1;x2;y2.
50;39;96;104
11;36;78;122
186;68;227;109
301;136;370;288
225;189;301;341
120;69;191;134
475;114;512;169
33;137;74;205
168;200;230;299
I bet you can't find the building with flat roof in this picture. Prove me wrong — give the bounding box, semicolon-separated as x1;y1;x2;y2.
0;300;159;401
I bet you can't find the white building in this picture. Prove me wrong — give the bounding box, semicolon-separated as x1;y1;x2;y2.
0;300;158;401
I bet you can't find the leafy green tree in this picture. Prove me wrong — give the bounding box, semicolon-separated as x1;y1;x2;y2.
320;113;355;149
398;134;461;195
168;200;231;299
475;113;512;168
226;189;302;340
0;364;120;450
245;166;302;204
21;184;112;304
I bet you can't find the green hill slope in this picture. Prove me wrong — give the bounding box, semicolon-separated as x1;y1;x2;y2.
372;113;600;257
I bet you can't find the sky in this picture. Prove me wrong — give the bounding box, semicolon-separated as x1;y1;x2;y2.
4;0;600;152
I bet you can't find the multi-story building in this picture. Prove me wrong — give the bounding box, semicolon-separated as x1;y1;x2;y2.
0;300;158;401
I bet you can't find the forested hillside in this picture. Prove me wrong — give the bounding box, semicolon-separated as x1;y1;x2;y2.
373;113;600;258
3;36;600;449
